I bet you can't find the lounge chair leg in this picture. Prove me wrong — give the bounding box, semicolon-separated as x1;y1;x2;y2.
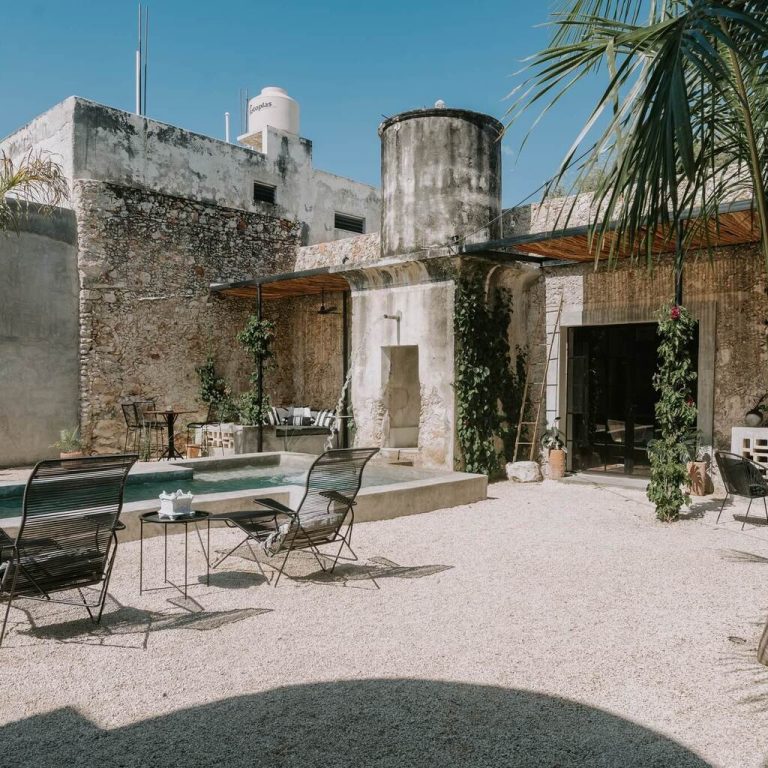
742;498;754;530
272;549;291;588
763;497;767;524
244;540;269;583
210;537;249;570
716;494;729;524
0;564;19;648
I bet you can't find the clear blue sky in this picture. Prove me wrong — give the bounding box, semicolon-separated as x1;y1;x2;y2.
0;0;604;207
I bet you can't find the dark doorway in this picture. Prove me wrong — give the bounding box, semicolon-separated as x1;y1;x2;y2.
566;323;696;476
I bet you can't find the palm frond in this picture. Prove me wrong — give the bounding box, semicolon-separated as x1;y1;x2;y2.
0;150;69;231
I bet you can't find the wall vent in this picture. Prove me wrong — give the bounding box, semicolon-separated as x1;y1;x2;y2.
253;181;276;204
334;212;365;234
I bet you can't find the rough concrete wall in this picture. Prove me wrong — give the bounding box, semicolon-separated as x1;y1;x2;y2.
0;98;75;201
295;233;381;270
542;245;768;450
350;264;455;469
74;180;300;452
379;109;502;257
0;206;79;466
263;293;345;409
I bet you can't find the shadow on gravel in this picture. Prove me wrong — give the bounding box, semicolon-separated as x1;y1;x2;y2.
0;679;712;767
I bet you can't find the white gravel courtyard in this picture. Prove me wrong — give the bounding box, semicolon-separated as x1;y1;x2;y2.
4;479;768;767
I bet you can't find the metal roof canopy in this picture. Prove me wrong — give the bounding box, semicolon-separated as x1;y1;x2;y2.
464;199;759;262
210;267;350;300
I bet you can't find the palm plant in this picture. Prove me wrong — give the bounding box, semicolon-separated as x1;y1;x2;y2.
0;150;69;231
506;1;768;268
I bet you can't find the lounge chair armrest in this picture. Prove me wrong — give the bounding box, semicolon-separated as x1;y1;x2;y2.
319;490;357;507
114;521;126;531
253;497;298;517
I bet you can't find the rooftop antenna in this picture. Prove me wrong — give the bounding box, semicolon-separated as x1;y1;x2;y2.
135;3;149;115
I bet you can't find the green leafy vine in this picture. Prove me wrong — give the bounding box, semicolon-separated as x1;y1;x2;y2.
647;303;698;522
237;314;276;426
454;274;525;479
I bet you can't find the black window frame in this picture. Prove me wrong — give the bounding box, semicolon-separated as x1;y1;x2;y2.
334;212;365;234
253;181;277;204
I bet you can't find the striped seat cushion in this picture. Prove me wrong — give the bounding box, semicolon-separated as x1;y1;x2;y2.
262;406;279;426
314;409;336;429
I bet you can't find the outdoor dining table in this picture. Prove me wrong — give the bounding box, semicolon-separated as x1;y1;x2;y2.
145;409;195;460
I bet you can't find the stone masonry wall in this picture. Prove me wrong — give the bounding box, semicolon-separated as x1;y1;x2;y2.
74;181;300;452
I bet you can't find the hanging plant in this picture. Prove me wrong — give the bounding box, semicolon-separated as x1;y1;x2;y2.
647;302;698;522
195;355;236;419
454;273;525;479
237;314;276;426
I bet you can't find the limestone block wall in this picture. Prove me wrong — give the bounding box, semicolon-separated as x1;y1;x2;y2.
540;245;768;452
74;181;300;452
295;233;380;270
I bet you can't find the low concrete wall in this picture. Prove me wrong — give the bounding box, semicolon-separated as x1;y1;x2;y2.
0;206;79;466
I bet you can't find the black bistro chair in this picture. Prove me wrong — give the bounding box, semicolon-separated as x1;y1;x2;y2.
0;453;137;646
210;447;378;586
714;451;768;529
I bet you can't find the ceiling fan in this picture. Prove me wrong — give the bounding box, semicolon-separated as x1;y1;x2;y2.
317;288;338;315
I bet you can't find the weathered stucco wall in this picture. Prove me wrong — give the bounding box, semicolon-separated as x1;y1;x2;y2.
348;261;456;468
0;206;79;466
263;293;346;409
74;180;300;452
541;245;768;452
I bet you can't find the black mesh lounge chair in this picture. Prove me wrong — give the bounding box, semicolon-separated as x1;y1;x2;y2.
210;447;378;586
0;453;137;646
714;451;768;529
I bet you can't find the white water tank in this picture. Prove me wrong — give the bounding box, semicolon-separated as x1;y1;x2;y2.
246;86;299;137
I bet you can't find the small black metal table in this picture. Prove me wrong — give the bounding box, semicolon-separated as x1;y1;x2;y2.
139;510;210;598
145;409;195;460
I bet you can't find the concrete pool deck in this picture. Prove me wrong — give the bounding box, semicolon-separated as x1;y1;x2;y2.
3;480;768;766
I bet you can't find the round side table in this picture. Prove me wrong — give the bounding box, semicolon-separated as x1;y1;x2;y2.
139;510;210;599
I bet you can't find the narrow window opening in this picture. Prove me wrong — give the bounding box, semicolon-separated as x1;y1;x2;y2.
253;182;276;204
334;212;365;234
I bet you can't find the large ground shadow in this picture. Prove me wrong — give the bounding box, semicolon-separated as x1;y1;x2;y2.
1;679;711;767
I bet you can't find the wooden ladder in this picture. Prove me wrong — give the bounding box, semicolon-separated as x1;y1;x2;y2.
513;295;564;462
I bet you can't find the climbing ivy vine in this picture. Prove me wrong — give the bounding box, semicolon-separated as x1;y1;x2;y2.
647;302;698;522
454;274;525;479
237;314;276;426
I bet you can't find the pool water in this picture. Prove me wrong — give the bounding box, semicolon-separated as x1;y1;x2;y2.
0;462;445;520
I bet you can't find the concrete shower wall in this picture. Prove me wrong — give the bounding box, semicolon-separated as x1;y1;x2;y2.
0;206;79;466
350;268;455;469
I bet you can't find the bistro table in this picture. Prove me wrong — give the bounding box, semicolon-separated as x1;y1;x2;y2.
139;510;210;599
145;409;195;460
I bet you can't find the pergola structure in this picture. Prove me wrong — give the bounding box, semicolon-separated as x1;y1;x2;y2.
210;267;352;451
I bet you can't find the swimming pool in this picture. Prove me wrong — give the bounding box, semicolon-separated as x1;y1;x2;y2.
0;458;449;519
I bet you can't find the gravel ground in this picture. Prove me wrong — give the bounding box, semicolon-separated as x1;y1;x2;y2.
3;480;768;768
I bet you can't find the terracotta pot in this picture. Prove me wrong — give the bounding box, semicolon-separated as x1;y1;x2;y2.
186;444;202;459
60;451;84;460
687;460;714;496
548;448;566;480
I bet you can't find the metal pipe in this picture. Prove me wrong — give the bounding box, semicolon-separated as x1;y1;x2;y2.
135;4;142;115
143;6;149;115
225;112;231;143
341;291;350;449
257;284;264;453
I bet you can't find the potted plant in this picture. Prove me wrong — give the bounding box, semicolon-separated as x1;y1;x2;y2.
541;423;567;480
52;426;84;459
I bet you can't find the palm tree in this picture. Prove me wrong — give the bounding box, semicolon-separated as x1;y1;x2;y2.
506;1;768;268
0;150;69;231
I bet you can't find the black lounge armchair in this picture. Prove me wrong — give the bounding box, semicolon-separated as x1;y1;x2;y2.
714;450;768;529
210;447;378;586
0;453;137;646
